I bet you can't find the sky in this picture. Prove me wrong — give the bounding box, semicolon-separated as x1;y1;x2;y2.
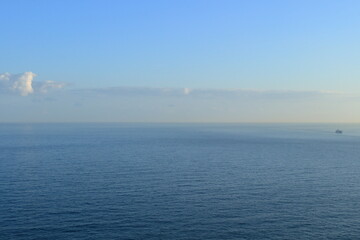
1;0;360;122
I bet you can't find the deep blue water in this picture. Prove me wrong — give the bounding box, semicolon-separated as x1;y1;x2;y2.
1;123;360;239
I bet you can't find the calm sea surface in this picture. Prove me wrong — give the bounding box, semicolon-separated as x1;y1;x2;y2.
1;123;360;239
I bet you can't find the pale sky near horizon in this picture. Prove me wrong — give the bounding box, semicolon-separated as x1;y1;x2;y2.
1;0;360;122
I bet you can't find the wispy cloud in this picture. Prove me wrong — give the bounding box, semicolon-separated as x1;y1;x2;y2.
33;80;67;94
0;72;346;99
0;82;357;123
0;72;66;96
72;86;345;99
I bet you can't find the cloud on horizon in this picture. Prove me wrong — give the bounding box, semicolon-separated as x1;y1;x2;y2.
0;72;66;96
2;72;357;123
72;86;345;99
0;71;347;100
0;78;358;123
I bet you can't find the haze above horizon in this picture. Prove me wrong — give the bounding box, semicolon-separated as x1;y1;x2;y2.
1;0;360;122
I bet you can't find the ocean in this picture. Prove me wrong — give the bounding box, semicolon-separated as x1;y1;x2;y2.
1;123;360;239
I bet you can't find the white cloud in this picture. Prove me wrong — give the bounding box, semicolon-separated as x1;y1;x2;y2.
183;88;191;95
13;72;35;96
0;72;66;96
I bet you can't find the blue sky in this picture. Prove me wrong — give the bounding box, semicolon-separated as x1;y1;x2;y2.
1;0;360;122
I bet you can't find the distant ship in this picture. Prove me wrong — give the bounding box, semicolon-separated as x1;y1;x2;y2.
335;129;343;134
